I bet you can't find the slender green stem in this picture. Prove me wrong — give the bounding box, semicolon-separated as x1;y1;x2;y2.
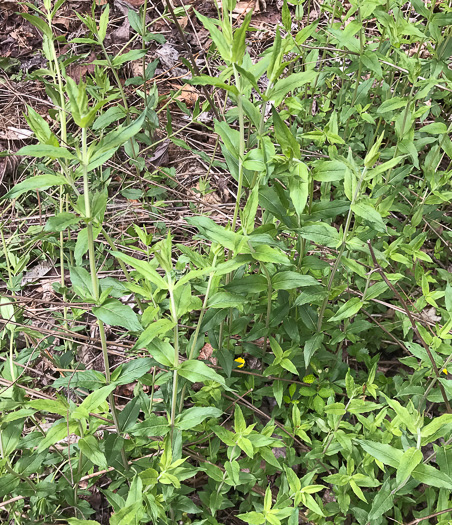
0;229;13;290
141;0;149;108
344;8;364;141
168;277;180;442
45;9;73;344
81;127;129;471
231;65;246;232
149;365;157;413
73;421;86;513
219;65;246;352
3;462;36;492
178;256;218;412
99;41;142;171
260;262;272;357
0;228;15;380
307;0;338;121
317;167;368;331
9;335;15;383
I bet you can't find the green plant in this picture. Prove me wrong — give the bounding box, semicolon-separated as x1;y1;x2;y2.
1;0;452;523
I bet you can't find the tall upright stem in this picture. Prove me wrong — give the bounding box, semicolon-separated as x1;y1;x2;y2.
168;278;179;441
231;65;245;233
316;167;367;331
47;9;71;341
81;127;129;471
178;256;218;412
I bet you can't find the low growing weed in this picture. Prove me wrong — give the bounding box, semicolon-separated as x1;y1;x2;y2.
0;0;452;523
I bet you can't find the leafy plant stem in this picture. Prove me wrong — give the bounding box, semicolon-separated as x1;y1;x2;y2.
45;5;72;343
323;397;353;454
99;41;142;169
317;167;368;331
81;127;129;470
73;423;85;513
149;365;157;413
141;0;149;107
4;461;36;492
0;228;13;291
376;89;415;212
9;336;15;383
220;67;246;353
307;0;338;119
231;67;245;233
168;278;180;441
178;255;218;412
298;171;314;265
260;262;272;357
344;8;363;140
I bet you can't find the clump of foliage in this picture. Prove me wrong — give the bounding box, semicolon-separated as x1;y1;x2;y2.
1;0;452;524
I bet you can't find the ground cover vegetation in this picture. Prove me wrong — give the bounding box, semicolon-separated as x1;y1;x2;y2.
0;0;451;523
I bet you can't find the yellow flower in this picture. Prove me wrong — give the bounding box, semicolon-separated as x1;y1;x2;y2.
235;357;245;368
443;368;448;375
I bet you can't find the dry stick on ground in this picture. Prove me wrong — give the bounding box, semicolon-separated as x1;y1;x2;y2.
367;240;452;413
405;507;452;525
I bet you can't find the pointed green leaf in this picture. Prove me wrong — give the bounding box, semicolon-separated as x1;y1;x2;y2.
93;299;142;332
299;223;340;248
178;359;228;388
176;407;223;430
269;71;316;105
133;319;175;350
352;201;386;232
71;384;116;420
329;297;363;323
79;435;108;468
3;174;69;200
396;447;422;485
45;212;80;232
110;251;168;289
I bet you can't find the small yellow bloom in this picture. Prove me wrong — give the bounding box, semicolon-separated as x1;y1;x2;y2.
303;374;315;384
235;357;245;368
443;368;448;374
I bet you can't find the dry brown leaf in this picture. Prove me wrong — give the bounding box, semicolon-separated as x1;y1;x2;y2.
66;51;96;82
172;83;199;107
130;59;144;78
10;29;32;50
52;16;71;29
234;0;258;14
190;182;222;207
148;140;170;169
199;343;217;365
217;0;258;15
